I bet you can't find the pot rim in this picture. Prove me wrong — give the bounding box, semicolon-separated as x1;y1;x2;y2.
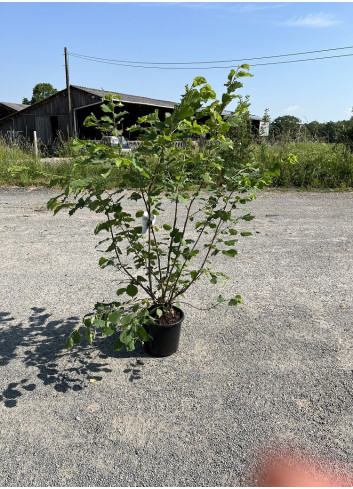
146;304;184;327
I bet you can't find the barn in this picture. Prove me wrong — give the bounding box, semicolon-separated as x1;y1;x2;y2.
0;102;29;121
0;85;262;148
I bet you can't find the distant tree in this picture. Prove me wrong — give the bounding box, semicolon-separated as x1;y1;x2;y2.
270;115;302;139
338;119;353;150
305;120;322;140
22;83;58;105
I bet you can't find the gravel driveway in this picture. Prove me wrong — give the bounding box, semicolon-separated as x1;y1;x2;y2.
1;187;353;486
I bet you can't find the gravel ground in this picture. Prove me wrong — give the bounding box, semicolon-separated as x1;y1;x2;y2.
1;187;353;486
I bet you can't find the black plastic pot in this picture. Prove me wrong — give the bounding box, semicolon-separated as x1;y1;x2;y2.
144;306;184;357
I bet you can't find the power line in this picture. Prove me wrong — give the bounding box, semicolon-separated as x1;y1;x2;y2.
69;51;353;70
253;52;353;67
68;44;353;65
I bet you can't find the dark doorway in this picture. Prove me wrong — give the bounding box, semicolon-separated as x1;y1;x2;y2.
50;116;59;141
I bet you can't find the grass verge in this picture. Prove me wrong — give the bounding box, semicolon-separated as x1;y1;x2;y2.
2;138;353;190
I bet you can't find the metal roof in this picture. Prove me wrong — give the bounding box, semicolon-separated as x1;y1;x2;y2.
72;86;177;109
73;87;261;120
0;102;29;111
0;86;262;122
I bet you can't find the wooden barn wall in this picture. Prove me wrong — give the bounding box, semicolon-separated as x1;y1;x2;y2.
0;115;34;138
70;89;101;109
24;115;36;139
57;115;69;135
34;116;51;144
0;89;96;144
0;87;263;145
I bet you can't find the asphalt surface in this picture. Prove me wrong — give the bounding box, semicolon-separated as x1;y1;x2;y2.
1;187;353;486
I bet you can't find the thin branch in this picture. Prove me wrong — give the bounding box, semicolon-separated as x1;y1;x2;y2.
172;187;237;300
106;192;150;279
162;188;179;300
103;209;153;298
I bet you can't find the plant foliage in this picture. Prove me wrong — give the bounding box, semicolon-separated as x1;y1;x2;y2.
22;82;58;105
44;67;293;352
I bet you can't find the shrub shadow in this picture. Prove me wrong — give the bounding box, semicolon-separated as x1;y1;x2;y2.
96;333;148;382
0;307;148;408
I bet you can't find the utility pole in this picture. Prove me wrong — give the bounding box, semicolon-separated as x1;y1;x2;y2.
64;47;73;137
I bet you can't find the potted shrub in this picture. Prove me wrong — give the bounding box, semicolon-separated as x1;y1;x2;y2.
46;66;293;356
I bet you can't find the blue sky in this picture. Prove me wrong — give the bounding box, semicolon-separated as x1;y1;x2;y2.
1;2;353;123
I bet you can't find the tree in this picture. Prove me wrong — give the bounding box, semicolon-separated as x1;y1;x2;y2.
22;83;58;105
270;115;302;139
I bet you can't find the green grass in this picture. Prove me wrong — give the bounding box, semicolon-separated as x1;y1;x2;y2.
2;137;353;190
0;137;130;188
254;141;353;189
0;137;39;186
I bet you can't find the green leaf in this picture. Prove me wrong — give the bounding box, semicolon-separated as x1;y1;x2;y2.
109;311;121;323
224;239;237;246
237;70;252;78
242;214;255;221
126;284;138;297
85;328;93;343
192;76;207;87
121;314;132;326
156;308;163;318
177;106;194;119
100;103;114;113
222;93;233;106
163;224;172;231
93;318;105;328
240;232;252;236
130;192;142;201
72;330;82;345
190;121;203;135
217;295;225;303
113;339;125;351
228;295;243;306
101;169;111;178
102;324;115;336
137;326;150;342
226;114;241;127
84;318;93;328
136;210;144;218
120;328;131;344
99;257;108;267
65;336;74;349
116;288;126;296
136;275;147;282
126;339;135;352
222;249;238;257
220;122;230;134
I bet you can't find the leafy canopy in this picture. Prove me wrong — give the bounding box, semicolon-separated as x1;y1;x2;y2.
22;83;58;105
44;66;296;353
